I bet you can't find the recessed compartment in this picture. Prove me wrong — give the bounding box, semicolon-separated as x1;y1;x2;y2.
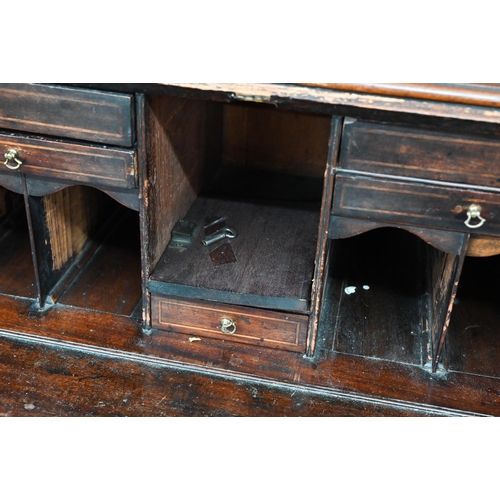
322;225;468;368
0;186;142;317
146;96;332;349
0;188;36;299
28;186;143;318
446;252;500;378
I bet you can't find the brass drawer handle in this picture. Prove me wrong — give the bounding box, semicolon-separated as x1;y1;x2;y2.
220;317;236;334
464;204;486;229
3;149;22;170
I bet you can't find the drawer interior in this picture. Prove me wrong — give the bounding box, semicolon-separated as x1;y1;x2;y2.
147;97;331;314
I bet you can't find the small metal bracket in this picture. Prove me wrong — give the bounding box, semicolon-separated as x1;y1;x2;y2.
168;219;198;249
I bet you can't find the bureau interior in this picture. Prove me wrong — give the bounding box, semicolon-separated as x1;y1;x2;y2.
147;97;331;312
324;228;430;365
0;188;37;299
30;185;142;317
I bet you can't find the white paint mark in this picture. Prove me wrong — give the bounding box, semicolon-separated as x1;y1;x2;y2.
344;286;356;295
189;337;201;342
363;285;370;290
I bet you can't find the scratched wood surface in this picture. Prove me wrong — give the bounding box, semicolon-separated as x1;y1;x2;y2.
0;334;439;417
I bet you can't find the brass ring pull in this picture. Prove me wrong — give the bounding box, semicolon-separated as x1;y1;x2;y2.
220;317;236;334
464;203;486;229
4;149;22;170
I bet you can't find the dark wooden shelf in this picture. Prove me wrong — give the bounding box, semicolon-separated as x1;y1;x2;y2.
150;195;320;313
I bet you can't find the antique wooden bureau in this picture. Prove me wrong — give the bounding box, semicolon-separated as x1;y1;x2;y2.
1;83;500;416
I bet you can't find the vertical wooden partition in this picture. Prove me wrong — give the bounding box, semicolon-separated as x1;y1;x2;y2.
426;236;469;371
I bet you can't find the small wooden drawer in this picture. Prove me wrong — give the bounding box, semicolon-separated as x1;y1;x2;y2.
332;174;500;237
151;295;308;352
0;133;136;189
339;120;500;189
0;84;134;147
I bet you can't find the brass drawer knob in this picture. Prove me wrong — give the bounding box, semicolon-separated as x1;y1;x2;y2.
464;204;486;229
3;149;22;170
220;317;236;334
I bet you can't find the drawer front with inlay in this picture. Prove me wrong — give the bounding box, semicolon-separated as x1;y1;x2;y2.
339;120;500;189
0;84;134;147
151;295;308;352
0;134;136;189
332;174;500;237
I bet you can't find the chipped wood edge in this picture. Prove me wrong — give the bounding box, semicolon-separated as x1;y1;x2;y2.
164;83;500;124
